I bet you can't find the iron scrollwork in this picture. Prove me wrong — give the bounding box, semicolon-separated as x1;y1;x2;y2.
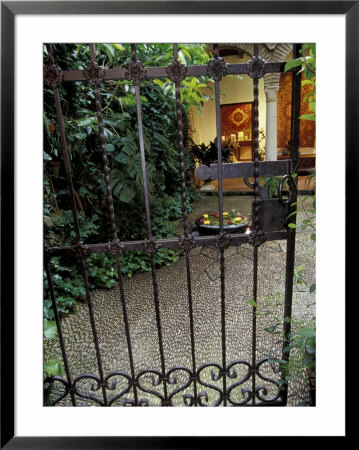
142;238;160;255
83;61;105;85
44;376;71;406
44;64;64;89
43;356;284;406
71;242;90;259
178;234;196;252
248;229;266;247
246;55;266;79
105;239;125;257
278;174;296;205
125;59;147;85
166;59;187;83
206;57;230;82
254;358;282;403
214;232;231;250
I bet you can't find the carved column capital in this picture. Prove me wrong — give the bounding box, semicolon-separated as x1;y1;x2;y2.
264;85;279;102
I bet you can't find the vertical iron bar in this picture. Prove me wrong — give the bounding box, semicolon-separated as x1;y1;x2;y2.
173;44;198;404
45;259;76;406
46;45;81;243
46;44;107;406
214;45;224;233
89;44;138;405
131;44;168;404
251;43;260;405
213;44;227;405
281;43;302;405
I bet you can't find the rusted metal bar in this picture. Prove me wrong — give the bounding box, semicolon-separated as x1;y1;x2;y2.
62;61;291;82
88;43;139;405
249;43;262;405
196;159;291;181
281;43;302;406
46;230;288;258
170;43;198;404
44;259;76;406
212;43;228;406
130;43;168;405
45;44;107;406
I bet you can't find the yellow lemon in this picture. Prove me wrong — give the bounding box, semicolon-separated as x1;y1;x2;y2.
203;214;208;218
204;220;210;225
223;212;229;216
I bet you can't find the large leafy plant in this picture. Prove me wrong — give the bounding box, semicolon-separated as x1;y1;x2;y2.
44;43;210;319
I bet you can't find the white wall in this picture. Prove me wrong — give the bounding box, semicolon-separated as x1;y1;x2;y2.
191;54;266;146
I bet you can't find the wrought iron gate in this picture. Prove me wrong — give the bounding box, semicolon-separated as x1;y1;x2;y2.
43;43;302;406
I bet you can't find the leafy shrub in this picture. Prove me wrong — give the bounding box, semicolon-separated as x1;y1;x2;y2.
44;43;209;319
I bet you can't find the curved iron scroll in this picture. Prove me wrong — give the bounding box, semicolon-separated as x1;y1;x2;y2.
44;358;284;407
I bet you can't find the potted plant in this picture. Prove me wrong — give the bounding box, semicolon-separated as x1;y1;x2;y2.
191;138;233;191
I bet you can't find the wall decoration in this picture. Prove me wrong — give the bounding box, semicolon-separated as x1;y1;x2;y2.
220;102;253;139
277;72;316;149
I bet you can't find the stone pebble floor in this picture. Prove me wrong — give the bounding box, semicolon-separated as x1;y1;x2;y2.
45;195;315;407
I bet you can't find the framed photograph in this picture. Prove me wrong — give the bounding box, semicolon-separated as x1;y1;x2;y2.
1;1;354;447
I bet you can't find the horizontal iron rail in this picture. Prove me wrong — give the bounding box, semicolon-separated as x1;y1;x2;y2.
62;62;292;82
196;160;291;181
46;230;288;258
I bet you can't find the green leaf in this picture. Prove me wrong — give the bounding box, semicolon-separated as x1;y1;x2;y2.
112;43;125;52
119;185;136;203
264;324;280;334
288;223;297;229
284;58;304;71
297;327;316;338
248;299;257;307
77;117;96;127
44;358;65;376
44;319;57;339
106;143;115;152
309;283;316;293
310;233;316;241
299;113;315;121
287;211;297;219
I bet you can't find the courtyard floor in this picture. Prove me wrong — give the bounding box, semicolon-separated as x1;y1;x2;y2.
45;195;315;407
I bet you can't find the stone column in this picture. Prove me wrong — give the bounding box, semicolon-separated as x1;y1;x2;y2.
264;85;279;161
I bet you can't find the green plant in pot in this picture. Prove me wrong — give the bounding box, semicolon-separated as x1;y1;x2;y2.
191;138;233;191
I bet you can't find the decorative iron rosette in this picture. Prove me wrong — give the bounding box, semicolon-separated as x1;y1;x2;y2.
43;64;64;89
246;55;266;79
248;229;266;247
206;57;230;82
165;59;187;83
125;59;147;85
82;61;105;85
72;243;89;259
178;234;196;252
105;239;125;257
214;232;231;250
142;238;160;255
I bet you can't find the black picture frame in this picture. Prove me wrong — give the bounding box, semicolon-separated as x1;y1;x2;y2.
1;1;354;447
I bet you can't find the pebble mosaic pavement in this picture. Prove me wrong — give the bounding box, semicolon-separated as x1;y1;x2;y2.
45;195;315;407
